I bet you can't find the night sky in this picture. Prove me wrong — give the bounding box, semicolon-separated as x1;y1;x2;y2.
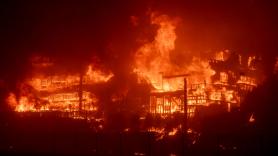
0;0;277;88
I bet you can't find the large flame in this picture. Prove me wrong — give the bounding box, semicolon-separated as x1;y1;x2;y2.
134;13;178;90
7;63;113;112
134;13;215;91
136;13;260;117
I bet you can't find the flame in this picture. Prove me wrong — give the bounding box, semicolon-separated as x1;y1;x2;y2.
168;128;178;136
86;65;113;83
16;96;36;112
220;72;228;83
135;13;262;117
28;65;113;92
134;13;215;92
135;13;219;117
6;11;263;128
6;93;36;112
214;50;230;61
148;127;165;140
134;13;178;90
215;51;225;61
248;56;256;69
6;93;17;108
148;127;165;134
249;113;255;123
237;75;257;86
7;64;113;113
6;91;97;112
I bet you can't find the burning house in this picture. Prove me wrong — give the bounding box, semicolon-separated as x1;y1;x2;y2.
1;1;278;155
131;13;263;118
6;56;113;119
148;51;263;118
209;51;262;109
5;12;263;123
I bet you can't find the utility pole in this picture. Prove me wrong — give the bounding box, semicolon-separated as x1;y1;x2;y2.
79;73;83;112
183;78;187;132
183;78;188;155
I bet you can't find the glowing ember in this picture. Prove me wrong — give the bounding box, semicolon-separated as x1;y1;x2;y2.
168;128;178;136
249;113;255;123
148;127;165;134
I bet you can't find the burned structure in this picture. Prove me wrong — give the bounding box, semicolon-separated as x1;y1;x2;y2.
6;56;113;119
149;51;262;117
5;13;263;127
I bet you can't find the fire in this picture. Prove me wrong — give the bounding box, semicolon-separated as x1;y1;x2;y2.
152;14;177;53
86;65;114;83
215;51;225;61
134;13;178;90
16;96;34;112
135;13;216;117
249;113;255;123
7;63;113;113
136;13;261;117
168;128;178;136
5;11;263;131
134;13;215;92
248;56;256;69
148;127;165;134
28;75;80;92
6;93;36;112
6;93;17;108
28;64;113;92
215;50;230;61
237;76;257;86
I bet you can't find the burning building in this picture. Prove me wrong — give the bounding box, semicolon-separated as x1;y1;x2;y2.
1;1;278;155
5;12;264;126
6;56;113;119
132;13;263;118
147;51;262;118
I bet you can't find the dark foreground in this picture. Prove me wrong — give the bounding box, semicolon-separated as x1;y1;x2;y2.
0;112;278;156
